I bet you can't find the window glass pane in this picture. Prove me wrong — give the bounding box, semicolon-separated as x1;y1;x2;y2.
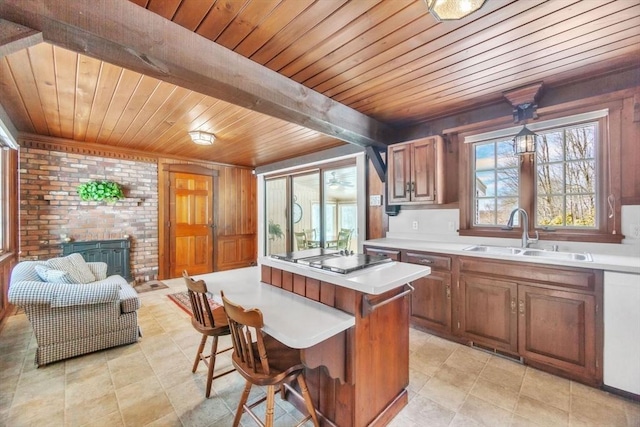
475;143;494;170
0;149;4;252
473;139;519;226
293;172;320;250
265;178;287;255
536;123;597;228
324;166;357;250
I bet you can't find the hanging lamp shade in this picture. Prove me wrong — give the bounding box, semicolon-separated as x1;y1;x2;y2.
513;125;537;156
425;0;487;21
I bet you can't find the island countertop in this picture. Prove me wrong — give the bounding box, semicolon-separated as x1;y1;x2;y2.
197;266;355;349
259;255;431;295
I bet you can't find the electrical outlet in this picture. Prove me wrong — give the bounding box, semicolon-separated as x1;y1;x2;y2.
632;223;640;239
412;221;418;230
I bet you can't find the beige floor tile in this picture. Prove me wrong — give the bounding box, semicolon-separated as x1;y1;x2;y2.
411;341;456;376
444;348;489;376
7;396;65;427
479;361;525;392
418;376;469;412
520;367;571;412
407;367;431;393
116;376;174;426
145;410;183;427
432;363;479;393
395;394;456;427
81;410;124;427
459;394;513;426
570;392;629;426
625;401;640;427
571;380;629;411
470;376;520;412
487;354;527;376
12;372;65;406
0;350;27;380
65;391;120;427
510;414;541;427
64;348;108;375
108;350;155;389
449;412;485;427
66;368;114;406
515;395;569;426
166;379;232;426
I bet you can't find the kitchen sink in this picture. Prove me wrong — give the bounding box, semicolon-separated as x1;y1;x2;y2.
463;245;524;255
520;249;593;261
463;245;592;262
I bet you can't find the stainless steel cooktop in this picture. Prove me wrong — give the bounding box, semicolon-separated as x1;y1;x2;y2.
270;248;392;274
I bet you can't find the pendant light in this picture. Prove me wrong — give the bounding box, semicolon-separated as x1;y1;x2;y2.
425;0;487;21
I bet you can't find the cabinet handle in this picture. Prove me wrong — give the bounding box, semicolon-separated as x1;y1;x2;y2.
510;298;516;314
411;181;415;193
519;300;525;315
406;182;411;193
418;258;433;265
446;284;451;299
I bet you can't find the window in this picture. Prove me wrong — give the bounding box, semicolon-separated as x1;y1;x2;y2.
462;108;619;243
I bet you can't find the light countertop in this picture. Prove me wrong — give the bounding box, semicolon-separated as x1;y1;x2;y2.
196;267;355;349
260;256;431;294
364;238;640;274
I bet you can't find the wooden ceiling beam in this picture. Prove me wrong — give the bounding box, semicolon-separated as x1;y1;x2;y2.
0;0;394;148
0;19;42;57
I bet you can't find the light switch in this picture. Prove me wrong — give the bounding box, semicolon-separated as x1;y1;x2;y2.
369;195;382;206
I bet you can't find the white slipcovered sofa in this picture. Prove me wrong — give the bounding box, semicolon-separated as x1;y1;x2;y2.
8;253;141;366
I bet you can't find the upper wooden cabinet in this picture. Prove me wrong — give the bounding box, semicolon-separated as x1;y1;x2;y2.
387;136;446;205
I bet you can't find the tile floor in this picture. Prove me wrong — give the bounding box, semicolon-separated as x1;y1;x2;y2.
1;276;638;427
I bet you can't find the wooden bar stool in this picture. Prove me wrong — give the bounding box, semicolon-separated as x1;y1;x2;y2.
221;291;320;427
183;271;235;398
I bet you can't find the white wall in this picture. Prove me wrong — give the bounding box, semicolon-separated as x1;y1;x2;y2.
387;205;640;257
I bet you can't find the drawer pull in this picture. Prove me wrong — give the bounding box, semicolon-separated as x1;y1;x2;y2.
446;284;451;299
511;298;516;314
519;300;525;315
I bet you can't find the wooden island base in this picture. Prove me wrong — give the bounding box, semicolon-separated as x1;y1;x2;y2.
261;265;411;427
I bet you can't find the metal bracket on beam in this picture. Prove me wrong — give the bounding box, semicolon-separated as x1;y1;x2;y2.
365;146;386;183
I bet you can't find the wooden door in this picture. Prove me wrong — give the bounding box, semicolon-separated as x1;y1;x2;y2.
410;271;452;335
518;284;598;383
387;143;411;204
459;274;518;353
169;172;214;277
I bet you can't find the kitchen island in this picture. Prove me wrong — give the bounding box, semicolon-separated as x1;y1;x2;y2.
259;253;430;426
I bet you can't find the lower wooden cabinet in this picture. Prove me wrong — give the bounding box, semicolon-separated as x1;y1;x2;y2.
458;274;518;354
457;257;602;386
363;246;400;261
410;271;452;335
518;284;598;383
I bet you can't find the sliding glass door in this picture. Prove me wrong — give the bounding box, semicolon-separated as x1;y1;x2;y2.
263;162;357;255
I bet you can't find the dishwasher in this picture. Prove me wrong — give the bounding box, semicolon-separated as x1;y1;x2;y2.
603;271;640;395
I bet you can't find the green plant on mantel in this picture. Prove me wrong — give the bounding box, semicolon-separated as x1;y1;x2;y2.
77;180;125;203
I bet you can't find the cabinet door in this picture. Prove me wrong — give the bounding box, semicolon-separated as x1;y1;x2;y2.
387;143;411;203
518;285;598;383
411;138;436;202
410;271;452;335
459;274;518;353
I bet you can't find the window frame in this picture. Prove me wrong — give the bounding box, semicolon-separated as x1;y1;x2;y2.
458;104;623;244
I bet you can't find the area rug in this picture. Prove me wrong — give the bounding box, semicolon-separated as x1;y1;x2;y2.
167;291;221;316
134;280;169;293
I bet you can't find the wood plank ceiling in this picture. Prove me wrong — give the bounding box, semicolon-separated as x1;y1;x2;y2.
0;0;638;167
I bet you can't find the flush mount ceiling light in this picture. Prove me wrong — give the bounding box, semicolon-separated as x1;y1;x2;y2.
425;0;487;21
189;131;215;146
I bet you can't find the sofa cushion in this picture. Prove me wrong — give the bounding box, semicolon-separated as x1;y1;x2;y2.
34;265;75;284
46;253;96;284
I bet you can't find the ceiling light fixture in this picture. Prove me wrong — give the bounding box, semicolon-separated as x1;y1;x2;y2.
503;83;544;157
189;131;215;146
425;0;487;21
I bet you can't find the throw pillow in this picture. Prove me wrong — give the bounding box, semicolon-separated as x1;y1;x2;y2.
34;265;76;284
46;253;96;284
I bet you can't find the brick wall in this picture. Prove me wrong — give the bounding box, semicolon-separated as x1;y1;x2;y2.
19;147;159;282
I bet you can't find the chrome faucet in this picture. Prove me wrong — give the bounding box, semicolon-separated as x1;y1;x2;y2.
505;208;539;248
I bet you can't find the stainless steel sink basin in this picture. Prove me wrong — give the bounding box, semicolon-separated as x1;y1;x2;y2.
463;245;592;262
520;249;593;261
463;245;523;255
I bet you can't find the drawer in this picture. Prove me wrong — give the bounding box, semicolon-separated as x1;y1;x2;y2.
364;246;400;261
403;251;451;271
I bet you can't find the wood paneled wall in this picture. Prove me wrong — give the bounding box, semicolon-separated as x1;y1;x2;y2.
158;158;256;276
